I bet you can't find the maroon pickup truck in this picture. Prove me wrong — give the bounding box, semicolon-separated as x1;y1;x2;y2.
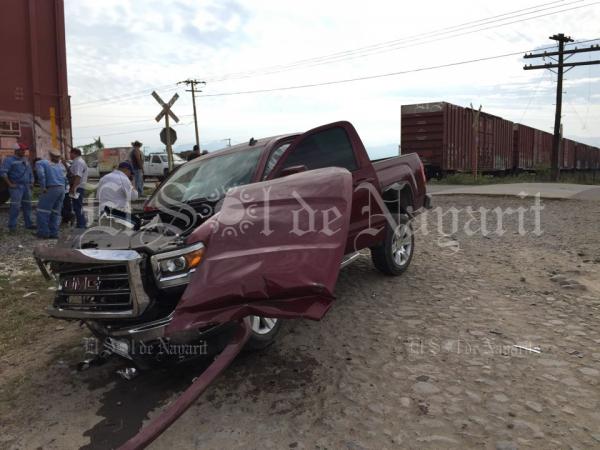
35;120;430;363
34;120;430;447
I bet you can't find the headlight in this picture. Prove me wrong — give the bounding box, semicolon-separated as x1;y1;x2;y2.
159;256;187;274
151;242;205;288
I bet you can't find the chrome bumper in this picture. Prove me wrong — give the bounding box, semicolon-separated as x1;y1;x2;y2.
424;193;433;209
34;247;151;320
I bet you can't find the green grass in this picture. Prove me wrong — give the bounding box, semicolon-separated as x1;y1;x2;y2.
0;267;56;357
430;170;600;186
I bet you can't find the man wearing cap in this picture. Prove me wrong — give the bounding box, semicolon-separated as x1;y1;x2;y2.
97;161;139;215
0;143;34;232
129;140;144;195
69;147;88;228
35;149;67;239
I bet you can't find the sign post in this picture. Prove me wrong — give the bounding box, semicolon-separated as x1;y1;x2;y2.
152;91;180;172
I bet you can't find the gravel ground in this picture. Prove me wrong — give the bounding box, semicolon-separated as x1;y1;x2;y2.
0;195;599;450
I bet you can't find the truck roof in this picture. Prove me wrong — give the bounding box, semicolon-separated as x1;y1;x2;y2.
193;133;299;161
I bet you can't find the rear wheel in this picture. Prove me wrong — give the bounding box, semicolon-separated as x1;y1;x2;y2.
0;178;9;204
246;316;281;350
371;216;414;276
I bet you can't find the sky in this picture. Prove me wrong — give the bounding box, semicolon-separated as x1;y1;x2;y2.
65;0;600;159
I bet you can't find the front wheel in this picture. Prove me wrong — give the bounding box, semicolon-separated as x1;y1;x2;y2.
371;217;414;276
245;316;281;350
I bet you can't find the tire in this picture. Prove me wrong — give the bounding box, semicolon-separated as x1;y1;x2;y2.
0;179;8;205
371;216;415;276
245;316;281;350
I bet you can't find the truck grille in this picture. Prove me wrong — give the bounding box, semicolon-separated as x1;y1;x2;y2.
54;262;132;312
34;248;151;320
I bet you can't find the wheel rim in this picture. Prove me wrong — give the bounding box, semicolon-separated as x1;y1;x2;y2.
249;316;278;335
391;223;413;267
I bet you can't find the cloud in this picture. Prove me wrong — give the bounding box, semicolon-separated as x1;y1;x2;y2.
66;0;600;150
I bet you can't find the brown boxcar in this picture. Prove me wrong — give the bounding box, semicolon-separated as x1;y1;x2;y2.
591;146;600;170
0;0;71;161
512;123;555;170
576;142;593;170
401;102;513;176
575;142;600;170
561;138;577;170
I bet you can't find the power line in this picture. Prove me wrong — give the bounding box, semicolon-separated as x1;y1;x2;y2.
71;84;178;109
518;69;550;123
74;121;192;143
202;0;596;82
67;3;599;110
67;0;600;109
203;0;572;81
198;44;600;98
523;34;600;180
74;114;194;130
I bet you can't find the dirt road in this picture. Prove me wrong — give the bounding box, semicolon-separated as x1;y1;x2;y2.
1;195;599;449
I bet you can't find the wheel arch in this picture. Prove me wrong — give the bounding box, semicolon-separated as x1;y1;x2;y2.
381;182;414;215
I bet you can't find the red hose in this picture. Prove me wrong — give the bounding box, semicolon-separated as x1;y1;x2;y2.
118;320;251;450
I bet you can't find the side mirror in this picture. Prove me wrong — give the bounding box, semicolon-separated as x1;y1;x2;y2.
277;164;307;178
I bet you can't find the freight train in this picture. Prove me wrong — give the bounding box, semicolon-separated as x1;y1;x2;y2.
401;101;600;179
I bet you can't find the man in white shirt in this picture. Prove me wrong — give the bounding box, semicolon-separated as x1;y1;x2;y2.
69;148;89;228
96;161;138;214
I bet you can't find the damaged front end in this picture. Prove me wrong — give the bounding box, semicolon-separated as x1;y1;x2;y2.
33;166;355;448
34;166;353;364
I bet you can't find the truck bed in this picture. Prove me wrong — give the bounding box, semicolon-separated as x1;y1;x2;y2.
371;152;427;210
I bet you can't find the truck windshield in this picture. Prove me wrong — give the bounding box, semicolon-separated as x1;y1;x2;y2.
148;147;264;205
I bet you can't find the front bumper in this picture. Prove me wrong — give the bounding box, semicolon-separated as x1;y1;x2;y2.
34;247;151;320
424;193;433;209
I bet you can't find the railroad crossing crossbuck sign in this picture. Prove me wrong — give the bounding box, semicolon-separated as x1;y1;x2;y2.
153;91;179;123
152;91;179;171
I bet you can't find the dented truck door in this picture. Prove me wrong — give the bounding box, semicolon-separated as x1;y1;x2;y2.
167;166;353;335
266;121;387;254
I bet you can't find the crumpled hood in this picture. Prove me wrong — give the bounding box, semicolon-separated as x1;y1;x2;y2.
55;226;184;255
167;166;354;334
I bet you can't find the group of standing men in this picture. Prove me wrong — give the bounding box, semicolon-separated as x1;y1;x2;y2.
1;140;145;236
1;144;88;238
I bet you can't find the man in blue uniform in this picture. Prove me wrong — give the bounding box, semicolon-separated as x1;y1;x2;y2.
0;143;34;232
35;149;67;239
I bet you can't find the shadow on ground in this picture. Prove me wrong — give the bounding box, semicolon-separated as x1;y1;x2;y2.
81;358;212;450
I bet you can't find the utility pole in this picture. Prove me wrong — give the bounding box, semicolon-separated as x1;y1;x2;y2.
470;103;482;179
178;79;206;149
524;35;600;181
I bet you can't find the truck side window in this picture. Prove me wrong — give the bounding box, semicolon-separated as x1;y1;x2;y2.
152;155;161;164
283;127;358;172
263;143;291;179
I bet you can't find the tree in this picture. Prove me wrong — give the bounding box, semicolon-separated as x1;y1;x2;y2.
80;136;104;155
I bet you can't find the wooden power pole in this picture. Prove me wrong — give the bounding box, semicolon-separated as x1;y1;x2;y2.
178;79;206;149
524;35;600;181
470;103;482;179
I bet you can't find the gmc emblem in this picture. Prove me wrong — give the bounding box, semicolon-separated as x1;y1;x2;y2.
62;276;101;292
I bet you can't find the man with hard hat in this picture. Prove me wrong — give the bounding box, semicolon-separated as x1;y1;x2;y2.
0;143;34;232
35;149;67;239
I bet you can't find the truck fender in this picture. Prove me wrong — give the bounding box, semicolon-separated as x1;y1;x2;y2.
381;181;414;215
